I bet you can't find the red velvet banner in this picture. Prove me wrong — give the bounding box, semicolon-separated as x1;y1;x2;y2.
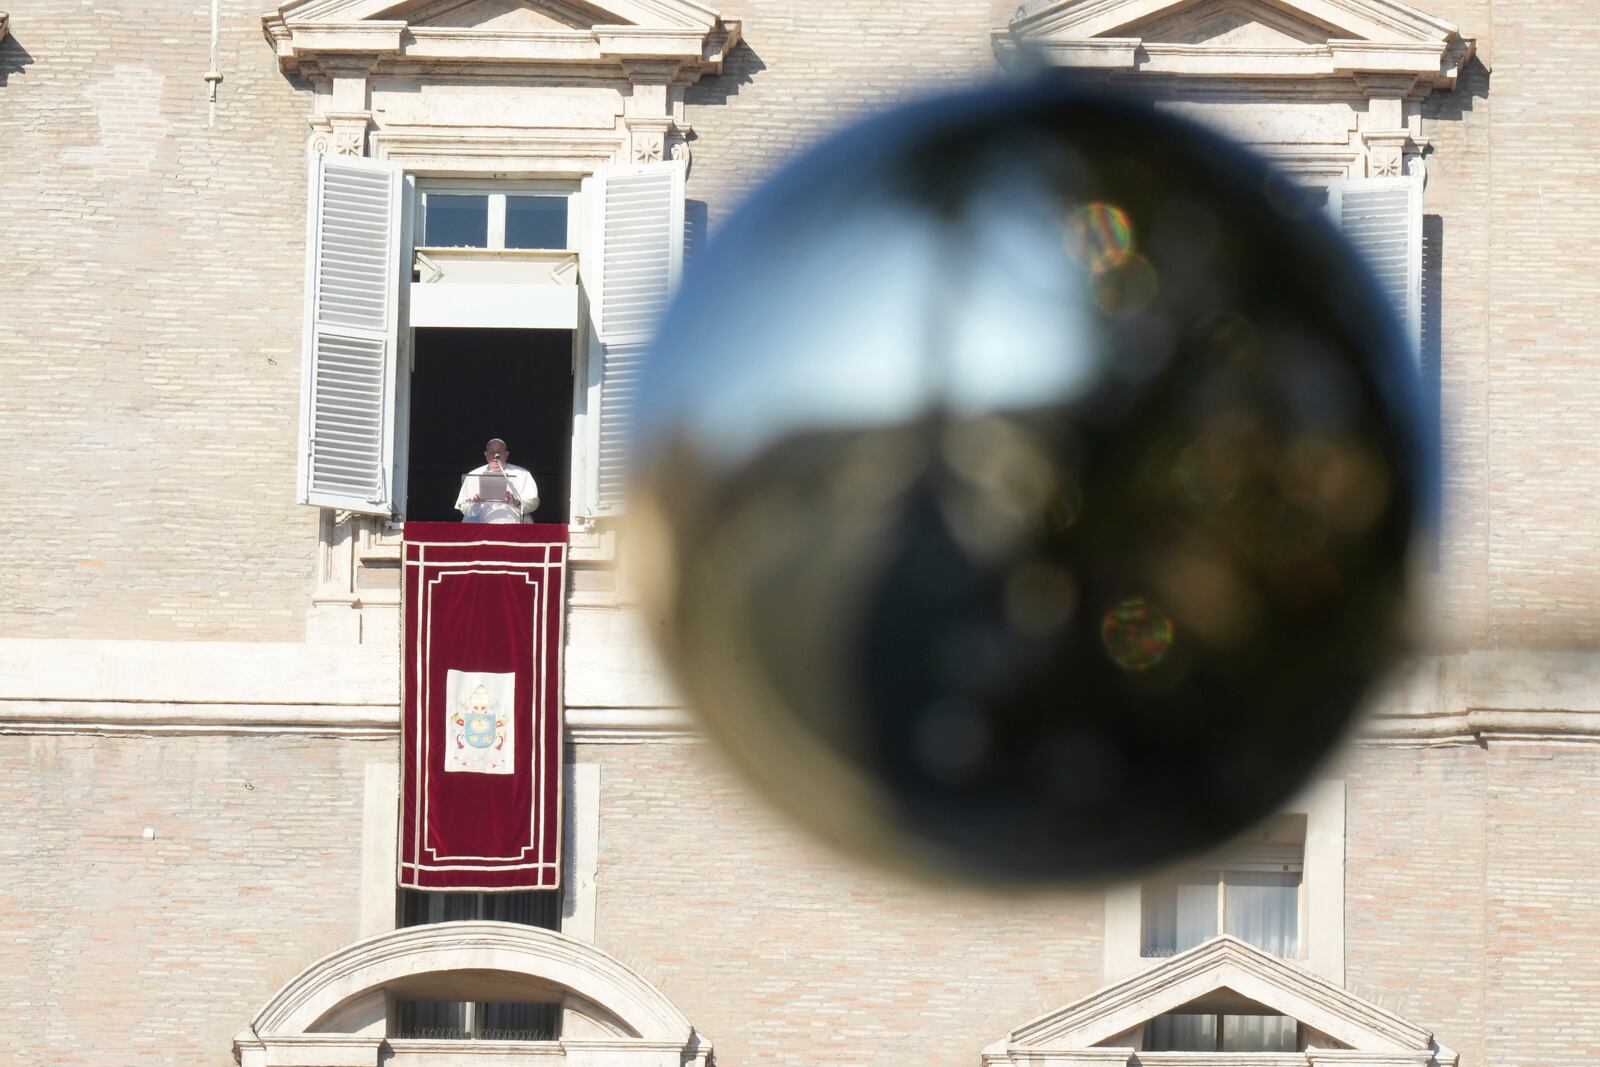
399;522;567;891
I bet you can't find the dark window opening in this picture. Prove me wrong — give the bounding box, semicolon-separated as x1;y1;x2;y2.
394;1000;559;1041
399;888;561;929
405;327;574;524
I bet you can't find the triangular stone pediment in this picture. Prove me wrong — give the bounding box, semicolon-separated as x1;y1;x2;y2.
400;0;614;32
276;0;717;30
996;0;1473;87
1121;0;1342;47
264;0;738;76
982;937;1456;1066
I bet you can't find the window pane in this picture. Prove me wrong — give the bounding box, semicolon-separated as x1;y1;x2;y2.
477;1002;559;1040
1141;879;1176;956
1142;874;1218;956
424;194;489;247
505;195;568;249
399;888;477;925
1175;878;1219;951
401;889;560;929
1225;870;1300;957
1222;1013;1298;1052
482;889;561;928
1145;1013;1216;1051
395;1000;469;1040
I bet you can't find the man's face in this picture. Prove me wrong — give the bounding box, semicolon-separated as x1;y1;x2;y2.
484;440;508;468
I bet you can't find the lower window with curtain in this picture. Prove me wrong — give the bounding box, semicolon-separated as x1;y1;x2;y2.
1145;1011;1300;1052
1141;862;1301;959
394;889;563;1040
394;1000;559;1041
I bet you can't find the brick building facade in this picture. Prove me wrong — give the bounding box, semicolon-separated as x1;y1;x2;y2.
3;0;1599;1064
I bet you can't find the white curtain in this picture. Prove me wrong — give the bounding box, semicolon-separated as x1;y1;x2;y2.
1147;1012;1297;1053
1145;1012;1216;1051
1225;871;1299;957
1222;1013;1298;1052
1175;878;1219;952
1143;875;1219;955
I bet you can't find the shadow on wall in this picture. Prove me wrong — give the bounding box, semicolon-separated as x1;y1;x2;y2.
685;199;710;269
0;29;34;87
1425;53;1490;124
679;40;765;251
1421;210;1443;569
1417;53;1487;570
684;39;766;110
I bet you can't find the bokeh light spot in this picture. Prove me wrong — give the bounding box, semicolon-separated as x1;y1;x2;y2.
1100;597;1176;671
1094;253;1159;315
1066;201;1135;273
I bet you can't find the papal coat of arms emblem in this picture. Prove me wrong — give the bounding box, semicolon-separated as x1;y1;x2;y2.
444;670;515;774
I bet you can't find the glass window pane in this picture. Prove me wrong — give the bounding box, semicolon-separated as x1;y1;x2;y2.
1224;870;1300;957
1143;873;1218;956
481;889;561;928
1175;877;1219;951
1145;1013;1217;1052
477;1002;559;1040
505;195;568;249
1141;878;1177;957
424;193;489;247
1222;1013;1298;1052
395;1000;469;1040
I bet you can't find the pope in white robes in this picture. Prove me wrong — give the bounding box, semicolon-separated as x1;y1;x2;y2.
456;437;540;524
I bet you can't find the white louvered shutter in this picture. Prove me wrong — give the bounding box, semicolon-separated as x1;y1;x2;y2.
1327;174;1423;362
585;159;686;514
296;154;405;514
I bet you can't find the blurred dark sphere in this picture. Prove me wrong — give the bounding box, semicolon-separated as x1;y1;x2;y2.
629;82;1431;884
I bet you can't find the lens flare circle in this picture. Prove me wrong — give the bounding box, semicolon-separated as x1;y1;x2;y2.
1100;597;1176;671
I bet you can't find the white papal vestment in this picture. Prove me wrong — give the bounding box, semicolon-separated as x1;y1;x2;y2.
455;463;541;524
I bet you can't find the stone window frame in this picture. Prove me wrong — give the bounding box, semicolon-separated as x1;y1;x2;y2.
991;0;1475;184
1105;779;1346;987
234;919;711;1066
263;0;739;640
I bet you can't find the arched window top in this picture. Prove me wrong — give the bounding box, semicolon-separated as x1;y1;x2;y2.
235;921;708;1066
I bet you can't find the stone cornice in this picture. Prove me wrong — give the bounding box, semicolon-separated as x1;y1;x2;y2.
0;638;697;741
5;641;1600;747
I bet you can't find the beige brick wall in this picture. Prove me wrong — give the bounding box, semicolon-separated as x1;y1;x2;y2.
681;0;1014;215
1422;0;1600;648
0;2;316;641
1344;742;1600;1067
0;733;386;1065
588;739;1104;1067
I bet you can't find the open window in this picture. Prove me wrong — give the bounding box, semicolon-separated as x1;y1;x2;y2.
1141;814;1305;960
402;328;575;523
982;935;1458;1066
295;153;685;525
1105;781;1343;985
